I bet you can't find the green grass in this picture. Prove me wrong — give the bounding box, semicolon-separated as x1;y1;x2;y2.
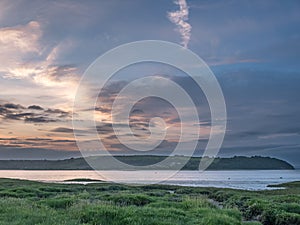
267;181;300;188
0;178;299;225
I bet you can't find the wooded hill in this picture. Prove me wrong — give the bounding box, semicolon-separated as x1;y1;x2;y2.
0;156;294;170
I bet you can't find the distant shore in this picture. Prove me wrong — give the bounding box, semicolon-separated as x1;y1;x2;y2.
0;156;294;170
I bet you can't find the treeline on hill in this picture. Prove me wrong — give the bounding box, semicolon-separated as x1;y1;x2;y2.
0;156;294;170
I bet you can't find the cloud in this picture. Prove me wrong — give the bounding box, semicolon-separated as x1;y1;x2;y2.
50;127;74;133
4;61;79;88
168;0;192;48
0;147;81;160
0;136;76;149
0;101;71;123
0;21;42;78
3;103;24;109
30;64;79;87
28;105;44;110
78;75;211;152
6;112;35;121
89;70;300;158
0;21;79;105
24;116;57;123
44;108;71;118
0;21;41;53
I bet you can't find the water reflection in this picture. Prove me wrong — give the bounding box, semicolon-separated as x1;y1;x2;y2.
0;170;298;190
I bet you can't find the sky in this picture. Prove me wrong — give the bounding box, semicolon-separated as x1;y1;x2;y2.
0;0;299;167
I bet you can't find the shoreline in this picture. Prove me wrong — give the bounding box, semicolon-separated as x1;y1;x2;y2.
0;170;299;191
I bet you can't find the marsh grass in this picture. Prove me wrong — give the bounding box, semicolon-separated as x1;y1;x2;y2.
0;178;299;225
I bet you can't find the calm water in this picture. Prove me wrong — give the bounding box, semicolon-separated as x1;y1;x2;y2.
0;170;299;190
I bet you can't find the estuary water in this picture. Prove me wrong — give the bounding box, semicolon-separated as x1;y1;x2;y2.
0;170;299;190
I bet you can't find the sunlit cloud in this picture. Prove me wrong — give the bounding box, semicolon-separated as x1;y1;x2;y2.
0;136;77;151
0;21;41;53
0;21;76;78
168;0;192;48
0;21;42;77
0;20;80;107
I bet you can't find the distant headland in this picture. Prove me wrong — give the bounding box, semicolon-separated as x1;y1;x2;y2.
0;156;294;170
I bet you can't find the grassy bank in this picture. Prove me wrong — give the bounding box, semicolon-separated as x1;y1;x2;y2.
0;179;299;225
